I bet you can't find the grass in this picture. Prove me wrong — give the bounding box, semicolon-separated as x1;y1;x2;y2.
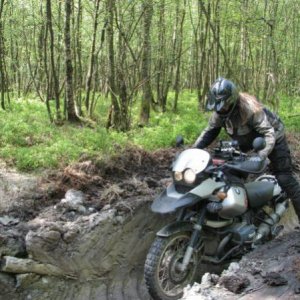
0;92;299;171
278;95;300;131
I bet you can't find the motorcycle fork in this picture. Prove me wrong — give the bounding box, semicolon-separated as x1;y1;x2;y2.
176;208;187;221
178;208;206;272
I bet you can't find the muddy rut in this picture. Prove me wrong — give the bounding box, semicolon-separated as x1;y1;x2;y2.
0;134;299;300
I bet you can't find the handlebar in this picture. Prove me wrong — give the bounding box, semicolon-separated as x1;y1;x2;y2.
213;140;247;162
209;140;267;175
219;140;239;149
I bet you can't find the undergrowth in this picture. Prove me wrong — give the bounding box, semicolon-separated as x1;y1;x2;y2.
0;92;299;171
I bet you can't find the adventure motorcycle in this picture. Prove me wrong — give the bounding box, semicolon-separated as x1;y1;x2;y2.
144;137;288;300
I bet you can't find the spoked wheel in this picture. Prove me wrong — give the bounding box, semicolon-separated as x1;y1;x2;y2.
144;233;201;300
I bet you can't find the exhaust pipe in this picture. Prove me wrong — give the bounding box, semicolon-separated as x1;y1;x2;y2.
254;200;288;243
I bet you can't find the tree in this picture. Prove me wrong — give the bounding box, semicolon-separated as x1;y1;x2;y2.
46;0;61;121
106;0;121;129
1;0;300;126
64;0;78;121
85;0;101;117
140;0;153;125
0;0;7;110
173;0;186;112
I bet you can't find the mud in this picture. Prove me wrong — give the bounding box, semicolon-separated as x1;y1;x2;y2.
0;134;299;300
182;230;300;300
0;147;176;300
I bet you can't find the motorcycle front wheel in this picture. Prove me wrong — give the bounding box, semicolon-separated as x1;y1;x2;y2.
144;232;201;300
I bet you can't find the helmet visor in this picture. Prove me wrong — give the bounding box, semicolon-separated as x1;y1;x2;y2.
206;92;215;111
215;99;226;112
216;96;233;113
206;94;231;112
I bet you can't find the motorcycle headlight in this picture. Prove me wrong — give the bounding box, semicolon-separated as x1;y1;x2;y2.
174;171;183;181
183;169;196;184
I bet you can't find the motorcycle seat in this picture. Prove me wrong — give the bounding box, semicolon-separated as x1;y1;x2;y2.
245;181;274;208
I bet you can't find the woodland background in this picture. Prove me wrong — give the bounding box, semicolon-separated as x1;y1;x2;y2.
0;0;299;170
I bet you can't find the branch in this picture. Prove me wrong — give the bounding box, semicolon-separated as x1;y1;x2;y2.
199;1;240;84
1;256;76;279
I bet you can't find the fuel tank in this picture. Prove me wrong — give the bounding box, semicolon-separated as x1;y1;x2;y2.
218;186;247;219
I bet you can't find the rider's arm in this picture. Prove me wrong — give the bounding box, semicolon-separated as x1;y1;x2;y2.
194;112;222;149
250;109;276;159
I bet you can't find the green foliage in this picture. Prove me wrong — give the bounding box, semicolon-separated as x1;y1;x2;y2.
130;91;208;149
278;95;300;131
0;92;299;171
0;99;114;170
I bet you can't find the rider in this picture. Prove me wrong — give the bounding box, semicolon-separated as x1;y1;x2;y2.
194;77;300;224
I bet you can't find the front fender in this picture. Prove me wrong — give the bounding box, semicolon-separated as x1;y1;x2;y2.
156;221;194;237
151;184;201;214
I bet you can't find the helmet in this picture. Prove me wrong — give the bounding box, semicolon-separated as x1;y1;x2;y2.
206;77;239;114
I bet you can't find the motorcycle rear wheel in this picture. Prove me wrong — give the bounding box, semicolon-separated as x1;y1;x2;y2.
144;232;200;300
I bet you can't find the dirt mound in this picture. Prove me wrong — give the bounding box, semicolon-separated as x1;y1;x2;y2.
182;231;300;300
2;147;175;221
58;147;175;212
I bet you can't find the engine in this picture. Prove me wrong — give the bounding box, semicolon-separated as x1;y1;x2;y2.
229;223;256;244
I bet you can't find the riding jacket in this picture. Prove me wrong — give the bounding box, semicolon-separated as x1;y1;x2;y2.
194;101;285;159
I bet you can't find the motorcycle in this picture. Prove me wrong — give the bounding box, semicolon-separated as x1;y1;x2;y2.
144;137;288;300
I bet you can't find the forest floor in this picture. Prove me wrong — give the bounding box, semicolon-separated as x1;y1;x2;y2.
0;133;299;299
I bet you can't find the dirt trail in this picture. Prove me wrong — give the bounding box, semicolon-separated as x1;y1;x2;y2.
0;134;299;300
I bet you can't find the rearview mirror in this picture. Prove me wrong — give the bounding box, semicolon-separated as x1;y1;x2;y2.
175;135;184;147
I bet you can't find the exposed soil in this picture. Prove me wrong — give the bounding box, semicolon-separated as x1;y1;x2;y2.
0;133;299;300
182;230;300;300
0;146;176;300
2;147;176;223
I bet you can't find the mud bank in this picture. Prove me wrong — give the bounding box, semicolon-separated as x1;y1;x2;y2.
1;203;170;300
0;148;175;300
182;227;300;300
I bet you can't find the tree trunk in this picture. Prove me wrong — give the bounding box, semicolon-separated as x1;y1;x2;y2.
197;0;210;109
139;0;153;126
155;0;167;111
0;0;6;110
46;0;61;121
173;0;186;112
106;0;121;130
75;0;83;116
64;0;78;122
85;0;101;117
